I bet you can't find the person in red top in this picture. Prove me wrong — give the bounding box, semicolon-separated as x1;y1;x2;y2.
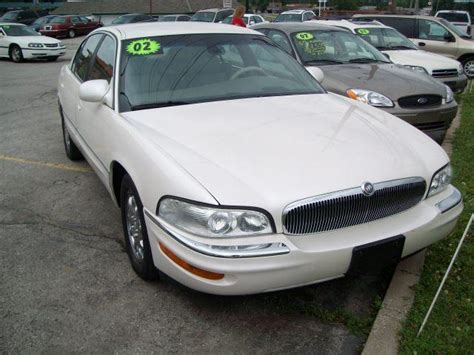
231;6;246;27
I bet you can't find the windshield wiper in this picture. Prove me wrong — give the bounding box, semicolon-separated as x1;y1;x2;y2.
348;58;379;63
387;45;414;50
131;101;191;111
304;59;343;65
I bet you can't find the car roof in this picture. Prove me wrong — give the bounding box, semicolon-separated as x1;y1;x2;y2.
252;22;345;34
0;22;25;26
100;22;263;40
196;8;230;13
436;10;469;13
312;19;388;30
280;10;309;14
353;14;444;21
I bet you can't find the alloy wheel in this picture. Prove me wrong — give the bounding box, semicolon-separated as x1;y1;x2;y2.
464;60;474;78
125;193;145;263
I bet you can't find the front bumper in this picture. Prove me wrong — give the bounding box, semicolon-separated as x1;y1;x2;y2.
21;47;66;59
384;100;458;144
436;74;468;94
144;185;462;295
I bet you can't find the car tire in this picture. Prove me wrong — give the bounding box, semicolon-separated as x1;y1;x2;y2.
68;29;76;38
9;45;23;63
120;174;159;281
60;107;83;161
46;56;59;62
461;56;474;78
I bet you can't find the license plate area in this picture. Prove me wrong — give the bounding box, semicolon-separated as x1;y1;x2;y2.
346;235;405;276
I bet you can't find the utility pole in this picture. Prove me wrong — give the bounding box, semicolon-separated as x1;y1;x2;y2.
149;0;153;15
245;0;250;12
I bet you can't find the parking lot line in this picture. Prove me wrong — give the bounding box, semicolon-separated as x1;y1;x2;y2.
0;154;92;173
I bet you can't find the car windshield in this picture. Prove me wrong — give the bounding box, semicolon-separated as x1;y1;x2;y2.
32;16;55;25
354;27;418;50
119;34;324;112
112;15;135;24
290;30;390;65
1;11;19;20
191;12;215;22
274;14;301;22
159;16;177;22
437;12;469;23
51;17;67;24
438;18;472;38
0;24;39;36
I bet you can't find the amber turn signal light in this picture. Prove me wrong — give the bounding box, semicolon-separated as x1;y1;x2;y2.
159;243;224;280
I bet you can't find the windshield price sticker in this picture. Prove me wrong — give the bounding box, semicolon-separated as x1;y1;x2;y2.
295;32;314;41
304;41;326;55
127;39;162;56
357;29;371;35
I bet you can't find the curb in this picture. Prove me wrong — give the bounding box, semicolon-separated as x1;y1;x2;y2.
362;102;462;355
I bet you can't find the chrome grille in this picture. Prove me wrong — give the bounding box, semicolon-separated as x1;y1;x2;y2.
432;69;458;78
283;177;426;235
44;43;58;48
398;95;442;108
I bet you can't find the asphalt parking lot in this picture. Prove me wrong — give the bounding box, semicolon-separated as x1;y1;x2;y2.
0;37;391;353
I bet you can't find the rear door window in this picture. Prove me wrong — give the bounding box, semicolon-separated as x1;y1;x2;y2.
437;12;469;23
378;17;417;38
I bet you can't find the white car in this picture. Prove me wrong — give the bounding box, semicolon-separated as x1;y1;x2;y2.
274;9;316;22
311;20;468;93
0;22;66;62
58;22;463;295
436;10;472;35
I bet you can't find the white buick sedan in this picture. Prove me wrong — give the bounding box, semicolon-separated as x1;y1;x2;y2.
58;23;463;295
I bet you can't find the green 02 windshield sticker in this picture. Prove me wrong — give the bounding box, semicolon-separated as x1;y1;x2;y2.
295;32;314;41
126;38;162;56
356;28;371;35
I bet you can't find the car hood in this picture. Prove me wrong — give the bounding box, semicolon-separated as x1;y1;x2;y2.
315;63;446;101
383;49;461;73
122;94;447;218
10;35;60;44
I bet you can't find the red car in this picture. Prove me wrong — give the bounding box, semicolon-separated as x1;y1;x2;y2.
40;15;102;38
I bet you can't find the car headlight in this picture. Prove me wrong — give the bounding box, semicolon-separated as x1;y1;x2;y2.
457;63;463;75
28;43;44;48
428;164;452;197
445;85;454;104
346;89;394;108
403;65;429;75
158;197;273;237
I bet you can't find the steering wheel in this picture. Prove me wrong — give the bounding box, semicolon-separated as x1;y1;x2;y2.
230;66;267;80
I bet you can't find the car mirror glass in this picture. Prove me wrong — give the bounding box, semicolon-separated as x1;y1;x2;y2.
79;80;110;103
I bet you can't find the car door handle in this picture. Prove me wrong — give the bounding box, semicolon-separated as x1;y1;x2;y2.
418;42;426;47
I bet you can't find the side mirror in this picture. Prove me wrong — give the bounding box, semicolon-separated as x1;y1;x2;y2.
306;66;324;83
249;20;255;25
444;32;455;42
383;52;390;60
79;79;109;103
